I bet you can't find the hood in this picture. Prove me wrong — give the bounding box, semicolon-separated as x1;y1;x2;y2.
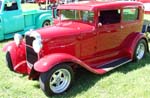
36;21;95;40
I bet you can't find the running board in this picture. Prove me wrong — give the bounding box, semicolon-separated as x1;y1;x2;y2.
96;57;132;72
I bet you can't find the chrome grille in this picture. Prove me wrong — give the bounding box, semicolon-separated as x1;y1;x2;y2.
25;35;35;46
25;35;38;65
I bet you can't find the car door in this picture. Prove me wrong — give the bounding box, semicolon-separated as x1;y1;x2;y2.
95;9;123;61
80;31;97;59
79;11;97;62
121;7;142;37
3;2;24;34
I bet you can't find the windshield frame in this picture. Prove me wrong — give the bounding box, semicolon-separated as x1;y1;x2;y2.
58;9;95;25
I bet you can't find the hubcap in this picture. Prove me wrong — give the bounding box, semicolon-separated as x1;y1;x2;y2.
136;43;145;60
49;69;71;93
43;22;50;27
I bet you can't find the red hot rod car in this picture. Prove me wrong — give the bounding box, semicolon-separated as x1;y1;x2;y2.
3;0;149;96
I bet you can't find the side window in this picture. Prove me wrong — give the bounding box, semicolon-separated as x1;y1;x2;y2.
122;8;139;21
82;11;94;22
4;2;18;11
61;10;80;20
99;10;121;25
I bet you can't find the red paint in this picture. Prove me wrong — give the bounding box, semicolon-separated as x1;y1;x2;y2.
57;1;143;11
137;0;150;3
3;1;148;79
3;41;29;74
34;53;106;74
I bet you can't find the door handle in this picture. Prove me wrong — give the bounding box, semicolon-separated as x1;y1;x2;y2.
107;30;111;33
106;30;117;33
120;25;124;29
77;35;83;40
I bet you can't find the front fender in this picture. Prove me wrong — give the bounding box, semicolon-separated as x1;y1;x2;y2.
36;13;53;28
2;41;15;52
2;41;28;74
34;53;80;72
34;53;106;74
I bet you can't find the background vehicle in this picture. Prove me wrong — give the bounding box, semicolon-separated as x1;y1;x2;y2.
0;0;54;41
3;1;149;96
136;0;150;14
136;0;150;34
27;0;36;3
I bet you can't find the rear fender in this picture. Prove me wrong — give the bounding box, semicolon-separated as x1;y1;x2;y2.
122;32;149;59
36;13;53;28
2;41;28;74
34;53;106;74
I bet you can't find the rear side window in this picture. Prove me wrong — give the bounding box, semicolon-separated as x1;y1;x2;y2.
99;10;121;25
122;8;139;21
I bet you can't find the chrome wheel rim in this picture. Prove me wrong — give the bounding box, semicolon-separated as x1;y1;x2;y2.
49;69;71;93
43;22;50;27
136;43;145;60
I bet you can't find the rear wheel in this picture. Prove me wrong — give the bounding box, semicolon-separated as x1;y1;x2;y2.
133;39;147;61
42;20;50;27
39;63;74;96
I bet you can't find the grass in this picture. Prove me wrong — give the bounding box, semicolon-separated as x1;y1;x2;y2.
0;4;150;98
0;42;150;98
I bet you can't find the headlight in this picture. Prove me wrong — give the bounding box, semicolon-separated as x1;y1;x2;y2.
32;38;42;53
14;33;23;46
27;30;42;53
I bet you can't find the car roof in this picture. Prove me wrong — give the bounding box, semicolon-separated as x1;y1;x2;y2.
136;0;150;3
57;0;143;11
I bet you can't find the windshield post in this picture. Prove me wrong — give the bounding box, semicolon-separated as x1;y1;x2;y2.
58;10;61;23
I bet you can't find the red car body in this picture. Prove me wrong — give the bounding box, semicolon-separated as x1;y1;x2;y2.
3;0;149;96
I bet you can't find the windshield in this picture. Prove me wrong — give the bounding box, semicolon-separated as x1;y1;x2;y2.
60;10;94;23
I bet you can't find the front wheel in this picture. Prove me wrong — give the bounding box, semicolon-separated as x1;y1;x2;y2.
6;52;14;71
39;63;74;96
133;39;147;61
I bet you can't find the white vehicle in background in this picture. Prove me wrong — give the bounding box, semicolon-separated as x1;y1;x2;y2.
136;0;150;35
136;0;150;14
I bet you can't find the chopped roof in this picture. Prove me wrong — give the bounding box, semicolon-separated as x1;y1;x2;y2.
57;1;143;11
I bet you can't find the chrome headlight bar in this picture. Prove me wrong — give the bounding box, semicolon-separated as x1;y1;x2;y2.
26;30;43;53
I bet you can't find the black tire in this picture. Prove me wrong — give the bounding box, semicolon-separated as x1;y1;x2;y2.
6;52;14;71
42;20;50;27
21;0;24;3
133;39;147;61
39;63;74;96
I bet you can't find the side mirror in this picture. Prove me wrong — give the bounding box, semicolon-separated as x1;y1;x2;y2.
98;23;102;27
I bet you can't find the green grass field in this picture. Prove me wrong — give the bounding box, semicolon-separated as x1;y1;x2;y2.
0;4;150;98
0;43;150;98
